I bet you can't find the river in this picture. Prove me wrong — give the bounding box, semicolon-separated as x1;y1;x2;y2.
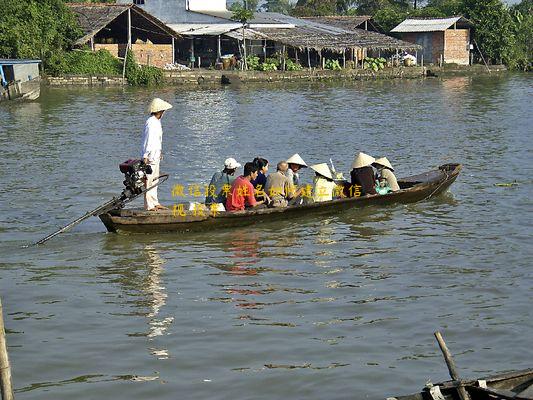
0;74;532;399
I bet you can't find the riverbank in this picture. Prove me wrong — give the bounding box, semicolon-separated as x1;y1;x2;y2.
43;64;510;87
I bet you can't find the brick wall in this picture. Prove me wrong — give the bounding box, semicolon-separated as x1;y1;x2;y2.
444;29;470;65
94;43;173;68
131;44;173;68
94;44;121;58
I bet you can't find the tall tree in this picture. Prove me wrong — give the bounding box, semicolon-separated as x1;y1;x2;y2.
0;0;81;71
231;5;254;70
292;0;337;16
262;0;295;14
462;0;516;65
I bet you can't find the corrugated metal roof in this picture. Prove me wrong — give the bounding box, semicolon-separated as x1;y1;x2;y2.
391;17;468;32
168;23;241;36
0;59;41;65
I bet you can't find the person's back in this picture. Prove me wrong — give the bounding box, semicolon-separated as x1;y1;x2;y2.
380;167;400;192
265;168;294;208
350;152;377;196
350;166;377;196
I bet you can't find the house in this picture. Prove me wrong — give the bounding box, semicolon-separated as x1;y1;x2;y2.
68;3;180;68
391;17;473;65
117;0;420;68
0;59;41;101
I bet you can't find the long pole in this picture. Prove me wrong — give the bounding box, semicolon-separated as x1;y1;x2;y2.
434;332;471;400
0;298;14;400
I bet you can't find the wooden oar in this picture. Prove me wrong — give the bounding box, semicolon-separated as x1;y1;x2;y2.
434;331;471;400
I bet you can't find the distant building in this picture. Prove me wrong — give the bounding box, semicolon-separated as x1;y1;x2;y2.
0;59;41;101
117;0;420;68
391;17;473;65
68;3;180;68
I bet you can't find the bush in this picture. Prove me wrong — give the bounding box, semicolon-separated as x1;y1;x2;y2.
246;55;261;70
125;51;163;86
47;49;122;76
324;59;342;70
363;57;386;72
285;59;303;71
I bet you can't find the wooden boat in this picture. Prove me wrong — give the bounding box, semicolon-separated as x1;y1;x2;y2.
99;163;462;234
390;368;533;400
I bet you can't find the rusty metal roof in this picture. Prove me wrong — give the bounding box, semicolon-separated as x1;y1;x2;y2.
391;16;472;33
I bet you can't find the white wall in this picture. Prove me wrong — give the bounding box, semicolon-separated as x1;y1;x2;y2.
187;0;228;12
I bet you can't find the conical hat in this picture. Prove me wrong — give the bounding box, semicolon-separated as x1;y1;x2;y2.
351;152;375;169
373;157;394;171
147;98;173;114
310;163;333;180
286;153;307;168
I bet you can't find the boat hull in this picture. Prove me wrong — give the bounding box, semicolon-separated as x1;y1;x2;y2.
99;163;461;234
391;368;533;400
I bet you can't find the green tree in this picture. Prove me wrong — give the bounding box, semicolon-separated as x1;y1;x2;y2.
462;0;515;65
426;0;463;15
0;0;81;71
229;0;259;11
231;5;254;70
262;0;294;14
509;0;532;70
292;0;337;16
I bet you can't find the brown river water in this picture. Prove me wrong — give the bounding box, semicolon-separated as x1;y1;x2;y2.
0;74;532;399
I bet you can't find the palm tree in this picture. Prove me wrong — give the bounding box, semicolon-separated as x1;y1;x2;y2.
231;5;254;70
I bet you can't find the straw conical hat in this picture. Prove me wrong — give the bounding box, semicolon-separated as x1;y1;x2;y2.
286;153;308;168
351;152;375;169
147;98;173;114
310;163;333;180
373;157;394;171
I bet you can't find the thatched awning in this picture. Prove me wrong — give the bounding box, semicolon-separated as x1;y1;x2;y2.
67;3;179;45
229;26;421;52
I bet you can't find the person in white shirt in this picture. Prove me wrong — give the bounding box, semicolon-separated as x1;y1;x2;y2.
310;163;337;202
372;157;400;192
141;98;173;211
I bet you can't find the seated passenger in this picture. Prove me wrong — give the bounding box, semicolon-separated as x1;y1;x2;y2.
285;153;308;186
350;152;378;196
373;157;400;192
310;163;337;202
251;157;269;190
205;157;241;205
265;161;296;208
226;162;270;212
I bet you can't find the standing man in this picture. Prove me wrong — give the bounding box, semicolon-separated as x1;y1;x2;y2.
141;98;173;211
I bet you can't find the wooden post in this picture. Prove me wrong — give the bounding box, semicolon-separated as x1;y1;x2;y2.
122;45;128;84
172;37;175;64
319;49;323;69
0;299;14;400
343;49;346;68
295;48;299;64
127;8;132;49
217;35;221;61
307;47;311;70
434;332;471;400
282;45;286;71
90;37;94;51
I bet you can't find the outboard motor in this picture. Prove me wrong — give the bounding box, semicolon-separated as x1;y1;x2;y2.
119;159;153;199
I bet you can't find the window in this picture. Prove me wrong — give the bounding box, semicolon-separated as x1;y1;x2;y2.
133;0;145;4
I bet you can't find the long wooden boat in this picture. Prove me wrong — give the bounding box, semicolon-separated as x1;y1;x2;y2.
390;368;533;400
99;163;462;234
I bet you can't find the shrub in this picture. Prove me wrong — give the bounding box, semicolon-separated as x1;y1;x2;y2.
46;49;122;76
125;51;163;86
324;59;342;70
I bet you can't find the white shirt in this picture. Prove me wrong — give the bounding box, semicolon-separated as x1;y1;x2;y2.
312;176;336;202
141;115;163;163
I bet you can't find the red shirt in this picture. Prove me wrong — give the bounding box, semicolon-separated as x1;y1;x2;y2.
226;176;257;211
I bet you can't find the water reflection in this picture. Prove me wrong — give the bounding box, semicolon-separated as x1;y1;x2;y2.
98;238;172;359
